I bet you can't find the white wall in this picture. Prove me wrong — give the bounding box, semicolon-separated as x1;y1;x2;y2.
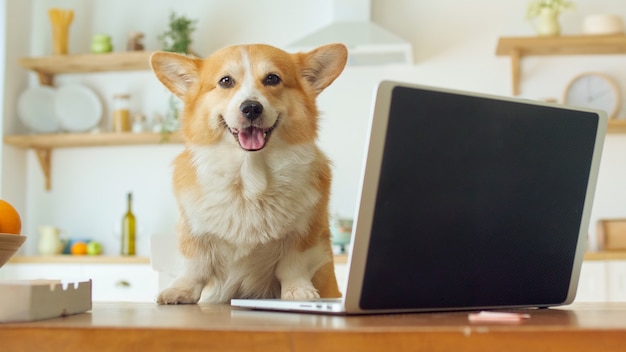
0;0;5;190
5;0;626;255
1;0;31;224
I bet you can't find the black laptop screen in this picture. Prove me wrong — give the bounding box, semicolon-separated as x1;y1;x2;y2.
360;86;600;310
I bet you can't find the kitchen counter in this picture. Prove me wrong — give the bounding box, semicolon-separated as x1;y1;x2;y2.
8;251;626;265
1;302;626;351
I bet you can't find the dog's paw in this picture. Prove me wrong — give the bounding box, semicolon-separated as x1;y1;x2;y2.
281;286;320;300
156;287;202;305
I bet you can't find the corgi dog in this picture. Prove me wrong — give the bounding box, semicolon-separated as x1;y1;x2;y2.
150;43;348;304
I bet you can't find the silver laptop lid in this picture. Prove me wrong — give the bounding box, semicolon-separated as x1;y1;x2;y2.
344;81;607;314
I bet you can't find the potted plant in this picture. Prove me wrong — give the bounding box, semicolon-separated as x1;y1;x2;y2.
526;0;575;36
157;11;196;140
158;12;197;54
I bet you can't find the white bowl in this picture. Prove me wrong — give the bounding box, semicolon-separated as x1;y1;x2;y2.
582;14;624;35
0;234;26;268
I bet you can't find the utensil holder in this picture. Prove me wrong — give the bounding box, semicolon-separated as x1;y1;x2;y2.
48;8;74;55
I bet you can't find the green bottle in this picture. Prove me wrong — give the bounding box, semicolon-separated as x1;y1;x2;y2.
121;192;136;256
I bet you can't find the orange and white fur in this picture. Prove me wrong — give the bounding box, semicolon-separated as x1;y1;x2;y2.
150;43;348;304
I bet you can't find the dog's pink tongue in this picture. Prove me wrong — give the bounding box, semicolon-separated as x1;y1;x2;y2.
238;127;265;151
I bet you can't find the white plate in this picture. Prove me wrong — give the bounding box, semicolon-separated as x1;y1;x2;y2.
54;84;103;132
17;86;59;133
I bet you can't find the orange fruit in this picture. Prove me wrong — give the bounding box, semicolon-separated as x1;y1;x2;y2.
0;199;22;235
70;241;88;255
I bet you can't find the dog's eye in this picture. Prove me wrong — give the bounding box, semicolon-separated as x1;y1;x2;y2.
218;76;235;88
263;74;281;86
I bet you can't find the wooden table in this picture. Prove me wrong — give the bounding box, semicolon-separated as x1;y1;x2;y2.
1;302;626;351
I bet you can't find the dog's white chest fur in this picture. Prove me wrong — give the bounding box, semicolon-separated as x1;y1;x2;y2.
181;141;321;247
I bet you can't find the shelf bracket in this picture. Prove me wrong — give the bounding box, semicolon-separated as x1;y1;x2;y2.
510;48;521;96
35;71;54;86
34;148;52;191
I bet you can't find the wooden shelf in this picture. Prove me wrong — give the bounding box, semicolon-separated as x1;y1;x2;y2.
495;35;626;95
4;132;182;149
3;132;182;190
12;51;166;189
496;35;626;56
608;119;626;133
18;51;154;85
8;255;151;264
584;251;626;261
334;253;348;264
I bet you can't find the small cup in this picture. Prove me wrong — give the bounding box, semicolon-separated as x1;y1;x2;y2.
91;34;113;54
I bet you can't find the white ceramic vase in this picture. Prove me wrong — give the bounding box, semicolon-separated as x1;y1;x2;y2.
535;8;561;36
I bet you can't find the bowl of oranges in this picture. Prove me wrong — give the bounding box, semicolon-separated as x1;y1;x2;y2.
0;199;25;268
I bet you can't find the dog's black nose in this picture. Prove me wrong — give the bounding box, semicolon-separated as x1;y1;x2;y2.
240;100;263;121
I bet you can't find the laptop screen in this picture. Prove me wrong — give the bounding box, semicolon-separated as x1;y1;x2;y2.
360;85;601;310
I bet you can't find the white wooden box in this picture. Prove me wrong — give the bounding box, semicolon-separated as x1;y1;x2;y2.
0;280;91;322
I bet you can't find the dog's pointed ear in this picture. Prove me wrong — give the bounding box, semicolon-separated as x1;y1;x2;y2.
150;52;202;99
299;43;348;95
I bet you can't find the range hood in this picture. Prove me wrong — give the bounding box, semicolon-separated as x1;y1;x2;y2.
287;0;414;66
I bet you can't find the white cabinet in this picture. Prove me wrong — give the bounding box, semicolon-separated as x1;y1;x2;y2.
6;258;620;303
0;262;158;302
607;261;626;302
576;260;626;302
82;264;158;302
575;261;608;302
330;258;626;303
335;259;626;302
335;263;348;294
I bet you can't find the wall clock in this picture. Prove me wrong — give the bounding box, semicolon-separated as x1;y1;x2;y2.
563;72;621;118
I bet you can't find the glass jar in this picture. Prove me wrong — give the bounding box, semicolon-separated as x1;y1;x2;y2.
112;94;131;132
132;113;146;133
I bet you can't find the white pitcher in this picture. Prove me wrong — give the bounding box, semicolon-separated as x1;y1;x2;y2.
38;226;63;255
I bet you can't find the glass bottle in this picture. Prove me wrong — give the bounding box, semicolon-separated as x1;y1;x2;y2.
121;192;136;256
113;94;131;132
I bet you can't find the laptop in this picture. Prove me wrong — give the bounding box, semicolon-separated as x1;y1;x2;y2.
231;80;608;315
